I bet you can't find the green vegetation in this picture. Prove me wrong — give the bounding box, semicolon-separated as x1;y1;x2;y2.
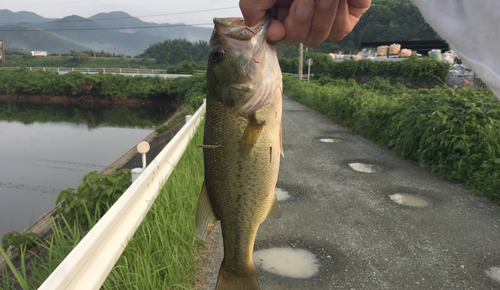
279;53;450;82
1;54;206;72
283;75;500;202
0;68;206;105
141;39;209;66
1;120;206;289
1;232;41;257
52;170;132;227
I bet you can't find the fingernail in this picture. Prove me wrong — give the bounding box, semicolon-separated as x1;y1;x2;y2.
295;1;315;20
318;0;334;10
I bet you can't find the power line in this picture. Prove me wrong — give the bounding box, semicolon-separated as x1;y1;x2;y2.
0;22;213;32
0;6;239;25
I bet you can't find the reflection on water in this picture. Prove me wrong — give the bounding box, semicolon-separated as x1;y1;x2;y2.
0;101;176;129
0;101;176;237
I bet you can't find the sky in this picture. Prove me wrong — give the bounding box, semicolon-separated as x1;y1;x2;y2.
3;0;244;27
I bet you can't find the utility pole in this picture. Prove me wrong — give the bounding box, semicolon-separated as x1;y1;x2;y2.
298;43;303;80
0;40;4;63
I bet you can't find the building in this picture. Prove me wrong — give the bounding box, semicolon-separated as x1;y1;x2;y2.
31;51;48;57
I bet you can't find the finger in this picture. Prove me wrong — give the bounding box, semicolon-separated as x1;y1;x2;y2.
279;0;316;45
347;0;372;18
240;0;277;27
303;0;340;47
328;0;371;41
267;19;286;43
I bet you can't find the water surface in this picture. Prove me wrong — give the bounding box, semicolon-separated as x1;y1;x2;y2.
0;101;176;237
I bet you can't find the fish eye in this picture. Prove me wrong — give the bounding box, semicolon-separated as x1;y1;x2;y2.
210;47;225;62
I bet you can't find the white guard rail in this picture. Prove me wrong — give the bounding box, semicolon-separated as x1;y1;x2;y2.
39;101;206;290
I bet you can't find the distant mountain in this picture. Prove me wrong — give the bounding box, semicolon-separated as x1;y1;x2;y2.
0;9;213;56
0;9;54;24
0;25;89;53
35;15;166;55
88;11;213;42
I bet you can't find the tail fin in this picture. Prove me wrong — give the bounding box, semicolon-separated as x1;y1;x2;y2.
215;259;260;290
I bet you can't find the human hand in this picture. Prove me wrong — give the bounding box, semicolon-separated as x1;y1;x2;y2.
240;0;371;47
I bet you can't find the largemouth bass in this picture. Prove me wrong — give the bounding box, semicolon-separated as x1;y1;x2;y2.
196;12;283;290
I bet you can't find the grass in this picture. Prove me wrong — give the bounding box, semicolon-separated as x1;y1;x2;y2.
0;119;205;289
102;120;205;289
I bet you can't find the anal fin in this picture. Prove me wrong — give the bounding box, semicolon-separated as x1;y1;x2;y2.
196;182;218;240
266;192;282;220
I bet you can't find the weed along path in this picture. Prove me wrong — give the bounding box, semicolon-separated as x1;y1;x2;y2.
202;96;500;289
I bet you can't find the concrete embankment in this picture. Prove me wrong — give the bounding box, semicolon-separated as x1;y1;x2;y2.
202;96;500;289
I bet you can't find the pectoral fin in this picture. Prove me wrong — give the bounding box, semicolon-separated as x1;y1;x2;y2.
239;115;265;157
266;193;282;220
196;182;218;240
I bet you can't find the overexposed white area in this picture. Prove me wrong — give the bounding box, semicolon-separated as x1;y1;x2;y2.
348;162;380;173
389;194;430;207
275;187;290;201
253;247;320;278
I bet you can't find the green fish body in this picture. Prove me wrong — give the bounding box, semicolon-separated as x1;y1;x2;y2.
196;13;283;290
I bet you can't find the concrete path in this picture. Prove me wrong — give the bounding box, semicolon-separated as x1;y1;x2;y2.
202;96;500;289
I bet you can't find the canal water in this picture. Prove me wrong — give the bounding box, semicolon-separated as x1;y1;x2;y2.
0;101;177;238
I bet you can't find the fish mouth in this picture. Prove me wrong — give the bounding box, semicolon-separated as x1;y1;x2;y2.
213;11;271;41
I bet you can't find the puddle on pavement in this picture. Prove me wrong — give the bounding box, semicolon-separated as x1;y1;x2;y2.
348;162;381;173
253;247;320;279
319;138;341;143
389;193;430;207
486;266;500;283
275;187;290;201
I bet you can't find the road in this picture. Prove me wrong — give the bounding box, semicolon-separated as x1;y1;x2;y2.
202;96;500;289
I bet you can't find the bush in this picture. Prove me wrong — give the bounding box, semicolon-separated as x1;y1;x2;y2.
51;169;131;226
0;68;207;101
279;53;450;83
1;231;41;256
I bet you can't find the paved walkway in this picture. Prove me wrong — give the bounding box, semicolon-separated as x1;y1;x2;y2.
203;96;500;289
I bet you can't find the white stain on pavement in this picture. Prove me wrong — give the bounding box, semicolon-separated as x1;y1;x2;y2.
319;138;340;143
275;187;290;201
389;193;430;207
349;162;380;173
253;248;320;278
486;266;500;284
